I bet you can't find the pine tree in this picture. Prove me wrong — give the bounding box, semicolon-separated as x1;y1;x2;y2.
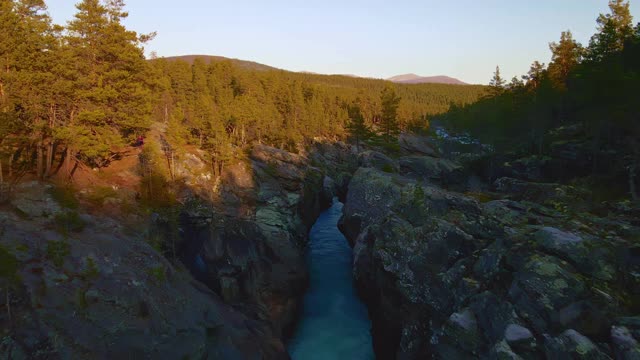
346;103;371;152
0;0;61;179
488;66;506;96
379;85;401;144
587;0;634;61
60;0;154;173
524;61;546;90
548;31;583;89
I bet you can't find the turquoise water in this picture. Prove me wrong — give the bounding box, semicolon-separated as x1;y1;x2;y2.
288;199;374;360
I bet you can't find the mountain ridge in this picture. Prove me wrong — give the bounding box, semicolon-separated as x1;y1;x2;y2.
388;73;468;85
158;55;280;72
156;55;468;84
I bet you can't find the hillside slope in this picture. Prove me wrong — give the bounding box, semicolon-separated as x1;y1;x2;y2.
160;55;279;71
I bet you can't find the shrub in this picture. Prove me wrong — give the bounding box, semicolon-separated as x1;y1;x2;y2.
147;265;166;283
75;288;88;310
381;164;395;173
0;245;18;282
465;192;495;203
49;186;79;209
139;143;177;209
54;210;86;236
85;186;118;205
81;257;100;280
263;161;279;178
46;240;70;267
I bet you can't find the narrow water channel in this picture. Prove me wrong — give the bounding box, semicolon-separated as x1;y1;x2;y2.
288;199;374;360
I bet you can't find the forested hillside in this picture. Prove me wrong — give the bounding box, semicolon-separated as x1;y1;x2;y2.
436;0;640;200
0;0;485;184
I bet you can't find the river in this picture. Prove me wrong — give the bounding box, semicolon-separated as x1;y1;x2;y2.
288;199;375;360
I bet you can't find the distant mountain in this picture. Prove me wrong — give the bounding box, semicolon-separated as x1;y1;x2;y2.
299;71;367;78
388;73;467;85
156;57;468;85
159;55;279;72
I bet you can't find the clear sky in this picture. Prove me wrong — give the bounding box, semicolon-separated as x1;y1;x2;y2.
45;0;639;84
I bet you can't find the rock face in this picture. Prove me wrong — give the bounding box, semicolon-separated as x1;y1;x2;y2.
0;141;356;359
341;160;640;359
159;142;356;340
0;184;287;359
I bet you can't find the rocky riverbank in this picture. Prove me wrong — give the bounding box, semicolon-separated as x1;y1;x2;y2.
0;140;356;359
2;128;638;359
340;132;640;359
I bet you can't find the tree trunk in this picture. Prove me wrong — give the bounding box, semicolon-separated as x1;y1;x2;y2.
630;162;638;201
45;142;54;178
65;147;74;181
171;152;175;180
8;152;13;179
164;104;168;123
37;140;44;180
0;158;3;184
5;284;11;326
45;104;56;178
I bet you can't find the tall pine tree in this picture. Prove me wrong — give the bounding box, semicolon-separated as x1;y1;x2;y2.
548;31;583;89
488;65;506;96
379;85;401;144
58;0;154;173
346;102;371;152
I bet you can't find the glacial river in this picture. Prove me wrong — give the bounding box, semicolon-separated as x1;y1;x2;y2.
288;199;374;360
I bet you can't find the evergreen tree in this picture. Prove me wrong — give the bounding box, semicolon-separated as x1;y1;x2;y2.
59;0;154;172
346;103;371;152
524;61;546;90
548;31;583;89
488;65;506;96
0;0;60;179
587;0;634;61
379;85;401;143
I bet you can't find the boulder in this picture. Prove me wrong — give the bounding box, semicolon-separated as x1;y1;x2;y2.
399;133;439;156
509;255;587;333
398;155;465;185
469;292;519;344
493;177;564;203
10;182;62;219
535;227;615;281
358;150;398;173
490;340;524;360
500;156;551;182
473;240;506;281
440;309;482;354
543;329;611;360
611;326;640;360
505;324;537;353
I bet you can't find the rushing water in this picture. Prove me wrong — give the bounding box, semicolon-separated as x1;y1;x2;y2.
288;199;374;360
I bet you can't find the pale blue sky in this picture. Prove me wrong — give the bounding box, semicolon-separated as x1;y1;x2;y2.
45;0;639;84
